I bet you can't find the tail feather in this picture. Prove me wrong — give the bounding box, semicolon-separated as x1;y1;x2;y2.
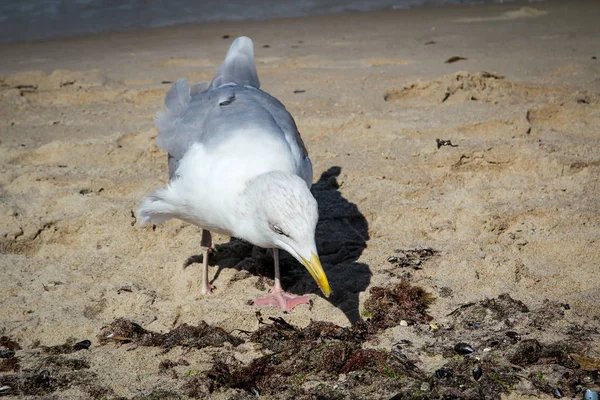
210;36;260;89
137;186;183;226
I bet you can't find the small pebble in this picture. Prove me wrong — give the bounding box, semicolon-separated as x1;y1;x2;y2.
420;382;431;392
399;320;408;327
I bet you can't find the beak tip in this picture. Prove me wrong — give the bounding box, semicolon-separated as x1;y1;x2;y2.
320;284;331;298
304;252;331;299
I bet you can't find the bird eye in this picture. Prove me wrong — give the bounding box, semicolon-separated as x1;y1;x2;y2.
269;223;287;236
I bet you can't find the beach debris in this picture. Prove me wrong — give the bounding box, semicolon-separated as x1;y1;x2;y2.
34;370;52;388
0;356;20;373
472;364;483;380
386;247;438;270
159;358;190;372
73;340;91;351
508;339;542;366
12;84;38;94
222;35;230;39
435;367;452;379
2;292;595;399
161;80;173;84
97;318;243;349
42;338;85;355
262;44;270;48
0;350;15;359
445;56;468;64
200;318;422;397
118;285;133;294
293;89;305;93
436;138;458;148
592;56;597;60
585;389;600;400
454;342;474;355
0;337;21;351
363;280;434;331
425;40;436;45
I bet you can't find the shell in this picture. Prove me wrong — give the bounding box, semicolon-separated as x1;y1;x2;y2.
472;365;483;381
0;350;15;359
454;342;474;355
435;367;452;379
73;340;92;351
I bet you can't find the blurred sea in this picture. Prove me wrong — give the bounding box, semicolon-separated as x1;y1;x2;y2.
0;0;537;43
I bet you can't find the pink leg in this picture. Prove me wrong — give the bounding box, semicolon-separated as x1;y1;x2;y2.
253;248;310;312
200;229;213;295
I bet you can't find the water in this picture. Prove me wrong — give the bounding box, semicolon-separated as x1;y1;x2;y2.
0;0;529;43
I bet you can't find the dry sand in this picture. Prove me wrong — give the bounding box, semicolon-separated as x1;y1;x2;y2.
0;0;599;398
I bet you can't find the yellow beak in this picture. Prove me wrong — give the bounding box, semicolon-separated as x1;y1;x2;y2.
301;252;331;297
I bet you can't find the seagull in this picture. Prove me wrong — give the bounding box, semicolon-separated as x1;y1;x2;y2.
137;36;330;312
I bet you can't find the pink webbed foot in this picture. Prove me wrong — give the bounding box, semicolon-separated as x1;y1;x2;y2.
253;290;310;312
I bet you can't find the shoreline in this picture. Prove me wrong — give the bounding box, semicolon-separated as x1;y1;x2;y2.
0;0;543;46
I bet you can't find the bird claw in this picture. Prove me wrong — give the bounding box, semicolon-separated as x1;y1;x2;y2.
253;290;310;312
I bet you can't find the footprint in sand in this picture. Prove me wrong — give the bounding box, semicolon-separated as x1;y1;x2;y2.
383;71;578;105
2;69;174;107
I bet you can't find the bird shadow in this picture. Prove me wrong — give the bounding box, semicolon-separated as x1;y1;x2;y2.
184;166;371;323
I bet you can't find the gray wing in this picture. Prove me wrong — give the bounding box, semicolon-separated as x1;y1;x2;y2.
154;36;310;182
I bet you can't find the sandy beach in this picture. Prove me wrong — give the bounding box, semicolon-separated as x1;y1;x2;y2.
1;0;599;398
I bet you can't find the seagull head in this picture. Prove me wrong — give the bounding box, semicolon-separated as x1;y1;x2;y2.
241;171;331;297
